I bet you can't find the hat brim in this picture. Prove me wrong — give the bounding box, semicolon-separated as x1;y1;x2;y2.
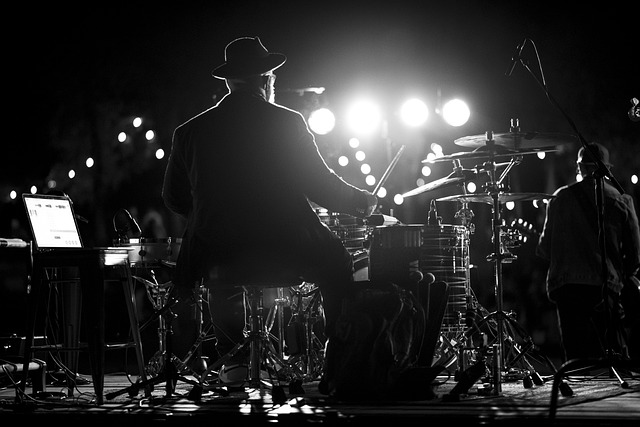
211;54;286;79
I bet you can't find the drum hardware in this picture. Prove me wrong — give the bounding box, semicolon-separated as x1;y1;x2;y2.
282;283;326;382
435;131;557;395
105;283;207;401
132;271;174;378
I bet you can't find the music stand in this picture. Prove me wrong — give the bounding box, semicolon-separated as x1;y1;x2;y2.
507;37;640;418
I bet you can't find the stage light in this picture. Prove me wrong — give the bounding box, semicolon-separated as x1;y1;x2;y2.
442;99;470;127
346;99;381;136
399;98;428;127
308;108;335;135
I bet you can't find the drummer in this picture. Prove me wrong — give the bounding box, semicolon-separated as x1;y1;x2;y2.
161;37;377;379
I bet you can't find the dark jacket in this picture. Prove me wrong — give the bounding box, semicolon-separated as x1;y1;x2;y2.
162;91;371;286
536;176;640;298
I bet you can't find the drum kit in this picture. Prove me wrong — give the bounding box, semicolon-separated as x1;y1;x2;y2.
329;127;577;393
109;127;577;392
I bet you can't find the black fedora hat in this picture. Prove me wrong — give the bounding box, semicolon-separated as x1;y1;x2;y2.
212;36;286;79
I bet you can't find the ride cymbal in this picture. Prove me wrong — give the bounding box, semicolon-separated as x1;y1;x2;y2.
454;131;578;150
436;192;554;204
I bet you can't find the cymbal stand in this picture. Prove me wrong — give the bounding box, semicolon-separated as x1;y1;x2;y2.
478;136;532;395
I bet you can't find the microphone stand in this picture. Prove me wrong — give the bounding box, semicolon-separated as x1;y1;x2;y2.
512;43;639;418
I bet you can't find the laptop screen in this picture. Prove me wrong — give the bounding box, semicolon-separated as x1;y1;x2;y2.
22;193;83;249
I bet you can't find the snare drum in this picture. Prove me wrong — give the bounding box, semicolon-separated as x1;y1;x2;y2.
329;213;369;253
117;237;182;267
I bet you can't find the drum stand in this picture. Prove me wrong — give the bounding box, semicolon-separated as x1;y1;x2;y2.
465;143;552;396
105;277;212;401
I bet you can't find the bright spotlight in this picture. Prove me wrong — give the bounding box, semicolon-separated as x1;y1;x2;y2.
308;108;336;135
399;98;428;127
442;99;470;127
346;99;381;136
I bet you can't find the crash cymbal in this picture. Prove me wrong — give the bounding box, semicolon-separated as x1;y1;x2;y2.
422;145;557;163
436;192;554;204
454;131;577;149
402;174;469;198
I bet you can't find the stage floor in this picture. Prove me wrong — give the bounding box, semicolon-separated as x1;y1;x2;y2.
1;361;638;426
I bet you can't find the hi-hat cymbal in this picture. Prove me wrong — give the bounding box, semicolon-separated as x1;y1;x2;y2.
455;131;578;149
436;192;554;204
422;145;557;163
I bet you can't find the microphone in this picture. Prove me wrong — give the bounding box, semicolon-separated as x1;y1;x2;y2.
505;39;526;77
113;208;142;240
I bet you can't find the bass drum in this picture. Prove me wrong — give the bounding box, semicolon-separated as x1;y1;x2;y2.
116;237;182;267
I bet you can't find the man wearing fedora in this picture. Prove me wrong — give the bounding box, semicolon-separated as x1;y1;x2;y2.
162;37;378;383
536;142;640;362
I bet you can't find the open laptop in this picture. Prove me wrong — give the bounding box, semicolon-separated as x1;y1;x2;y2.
22;193;131;255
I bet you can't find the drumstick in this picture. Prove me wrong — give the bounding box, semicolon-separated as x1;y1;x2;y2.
373;145;405;196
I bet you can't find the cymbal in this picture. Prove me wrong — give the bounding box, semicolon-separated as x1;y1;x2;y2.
402;173;469;198
436;192;554;204
454;131;578;149
422;145;557;163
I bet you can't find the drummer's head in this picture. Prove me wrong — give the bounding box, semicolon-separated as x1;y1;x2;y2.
577;142;611;178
